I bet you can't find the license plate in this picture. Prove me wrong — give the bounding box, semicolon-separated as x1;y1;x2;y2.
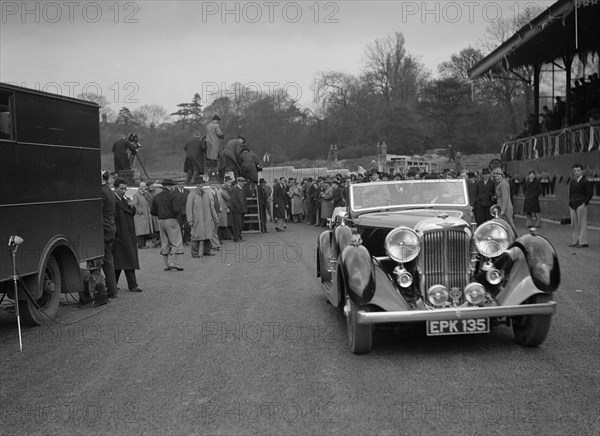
426;318;490;336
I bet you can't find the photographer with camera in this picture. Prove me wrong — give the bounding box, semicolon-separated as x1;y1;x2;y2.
112;133;140;173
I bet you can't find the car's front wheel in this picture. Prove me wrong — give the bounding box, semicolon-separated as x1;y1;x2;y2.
346;297;372;354
512;293;552;347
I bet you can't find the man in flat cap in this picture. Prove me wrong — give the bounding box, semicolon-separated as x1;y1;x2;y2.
150;178;184;271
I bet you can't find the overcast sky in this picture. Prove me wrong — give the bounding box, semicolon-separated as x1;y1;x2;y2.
1;0;555;114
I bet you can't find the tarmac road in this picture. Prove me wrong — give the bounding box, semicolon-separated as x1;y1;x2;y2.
1;218;598;435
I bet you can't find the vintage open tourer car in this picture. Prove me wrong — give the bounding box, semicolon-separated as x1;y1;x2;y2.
316;179;559;354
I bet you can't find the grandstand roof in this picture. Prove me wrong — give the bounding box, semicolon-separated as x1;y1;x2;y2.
469;0;600;79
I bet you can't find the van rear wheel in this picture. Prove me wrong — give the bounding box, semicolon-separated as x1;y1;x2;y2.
21;256;61;326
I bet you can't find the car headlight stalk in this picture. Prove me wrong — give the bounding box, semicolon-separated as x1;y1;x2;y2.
393;266;413;288
485;268;503;285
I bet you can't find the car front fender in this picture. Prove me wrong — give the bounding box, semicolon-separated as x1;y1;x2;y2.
495;235;559;306
512;233;560;293
340;245;375;306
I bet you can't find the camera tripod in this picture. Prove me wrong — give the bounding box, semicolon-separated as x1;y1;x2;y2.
129;152;150;181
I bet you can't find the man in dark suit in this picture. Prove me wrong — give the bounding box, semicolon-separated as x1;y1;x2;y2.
171;181;191;245
184;132;206;184
230;177;248;242
473;168;496;225
101;171;119;298
272;177;287;231
112;178;142;292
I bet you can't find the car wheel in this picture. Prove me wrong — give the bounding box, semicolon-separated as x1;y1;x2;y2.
512;293;552;347
346;297;372;354
21;255;61;326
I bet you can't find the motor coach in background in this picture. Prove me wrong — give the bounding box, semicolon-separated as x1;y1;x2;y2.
0;83;104;325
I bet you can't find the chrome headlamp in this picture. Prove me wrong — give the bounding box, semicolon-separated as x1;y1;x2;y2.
464;283;487;305
427;285;449;307
385;227;420;263
473;222;511;258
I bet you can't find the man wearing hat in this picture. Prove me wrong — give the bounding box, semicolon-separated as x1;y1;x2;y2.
473;168;496;225
218;136;245;182
150;179;184;271
186;182;219;257
172;180;191;245
230;177;248;241
205;115;224;174
492;168;519;236
183;131;207;184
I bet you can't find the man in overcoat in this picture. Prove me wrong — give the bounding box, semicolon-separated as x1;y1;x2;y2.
100;171;118;298
219;136;245;182
132;181;153;249
492;168;519;237
230;177;248;241
473;168;496;225
112;178;142;292
240;146;262;192
184;132;207;184
186;184;218;257
205;115;224;173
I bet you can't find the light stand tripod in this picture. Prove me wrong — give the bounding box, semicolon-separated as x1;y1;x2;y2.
8;235;24;351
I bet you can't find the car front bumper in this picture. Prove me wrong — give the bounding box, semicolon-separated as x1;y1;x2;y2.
353;302;556;325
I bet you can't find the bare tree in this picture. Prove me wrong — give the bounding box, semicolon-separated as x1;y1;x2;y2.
362;32;428;106
133;104;170;129
77;92;115;122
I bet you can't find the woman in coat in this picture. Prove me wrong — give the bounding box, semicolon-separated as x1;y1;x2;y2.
523;170;543;228
186;185;218;257
132;182;153;248
319;179;335;226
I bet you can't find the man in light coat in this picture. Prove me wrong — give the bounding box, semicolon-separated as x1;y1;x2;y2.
186;184;218;257
492;168;519;237
205;115;224;174
132;182;153;249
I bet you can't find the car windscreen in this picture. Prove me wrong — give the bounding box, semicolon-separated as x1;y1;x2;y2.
350;180;469;211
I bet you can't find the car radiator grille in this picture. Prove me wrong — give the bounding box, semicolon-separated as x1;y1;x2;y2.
420;229;471;296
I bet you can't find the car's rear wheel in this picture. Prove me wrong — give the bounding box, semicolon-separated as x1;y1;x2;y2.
21;255;61;326
346;297;372;354
512;293;552;347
